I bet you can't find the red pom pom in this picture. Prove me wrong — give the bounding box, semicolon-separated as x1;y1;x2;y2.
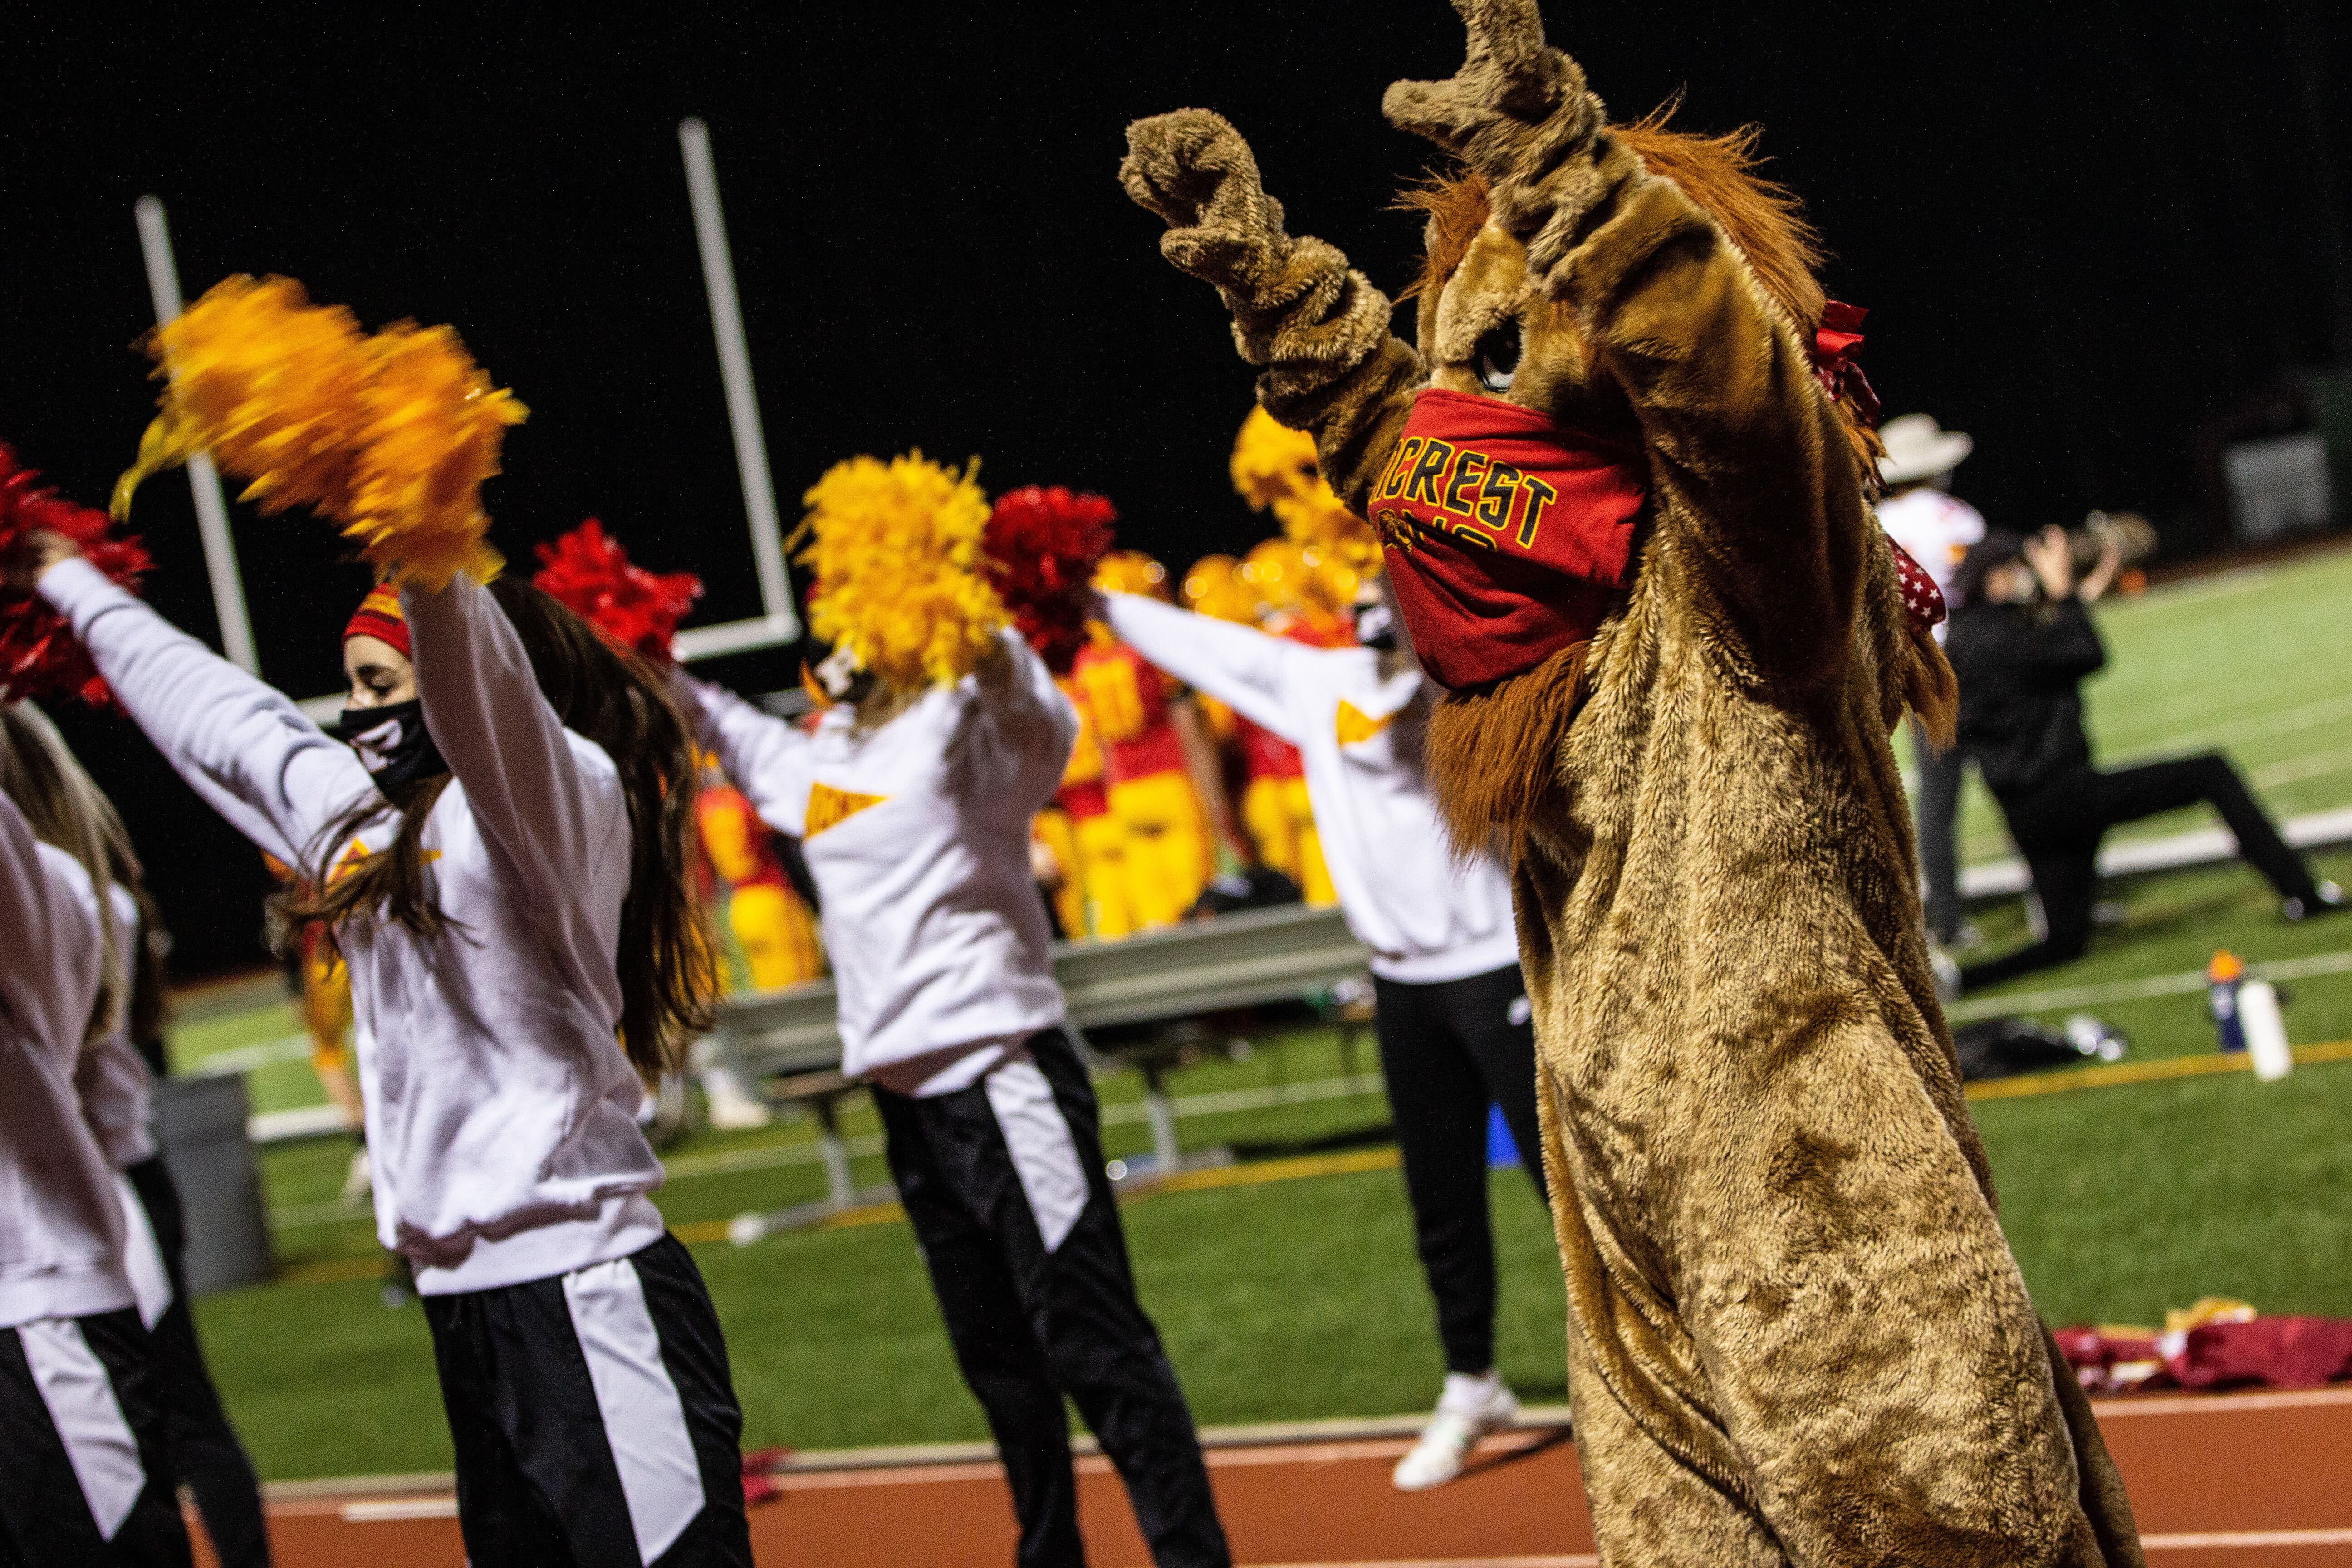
0;446;153;706
983;486;1117;675
531;519;703;665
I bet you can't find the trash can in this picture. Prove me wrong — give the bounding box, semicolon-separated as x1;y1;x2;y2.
153;1074;274;1293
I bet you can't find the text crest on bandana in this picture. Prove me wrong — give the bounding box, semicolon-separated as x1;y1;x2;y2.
1366;388;1648;690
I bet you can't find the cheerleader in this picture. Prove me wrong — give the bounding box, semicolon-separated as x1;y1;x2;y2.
19;535;753;1568
0;708;191;1565
1096;576;1545;1493
0;704;275;1567
678;455;1230;1568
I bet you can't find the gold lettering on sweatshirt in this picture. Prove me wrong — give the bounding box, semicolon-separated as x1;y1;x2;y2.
805;783;888;840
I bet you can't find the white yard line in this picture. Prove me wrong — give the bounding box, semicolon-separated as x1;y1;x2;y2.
185;1034;313;1076
2254;747;2352;789
1945;949;2352;1022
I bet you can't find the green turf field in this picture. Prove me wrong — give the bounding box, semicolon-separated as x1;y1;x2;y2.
168;548;2352;1480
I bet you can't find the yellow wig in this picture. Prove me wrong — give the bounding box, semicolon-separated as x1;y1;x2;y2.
796;452;1006;689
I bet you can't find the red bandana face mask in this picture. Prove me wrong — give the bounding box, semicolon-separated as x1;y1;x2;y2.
1365;388;1649;689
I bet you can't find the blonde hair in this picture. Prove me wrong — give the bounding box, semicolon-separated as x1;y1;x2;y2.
0;704;148;1045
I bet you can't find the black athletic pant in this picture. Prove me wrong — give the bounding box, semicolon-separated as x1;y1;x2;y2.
0;1308;192;1567
1373;963;1548;1377
1913;724;1968;945
421;1233;752;1568
122;1158;271;1568
875;1029;1230;1568
1962;752;2322;992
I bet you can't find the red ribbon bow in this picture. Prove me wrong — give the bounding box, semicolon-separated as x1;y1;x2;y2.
1812;301;1880;430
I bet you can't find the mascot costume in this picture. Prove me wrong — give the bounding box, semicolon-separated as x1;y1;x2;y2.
1119;2;2142;1562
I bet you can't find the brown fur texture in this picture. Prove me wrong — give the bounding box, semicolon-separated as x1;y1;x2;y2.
1422;637;1588;861
1121;1;2137;1561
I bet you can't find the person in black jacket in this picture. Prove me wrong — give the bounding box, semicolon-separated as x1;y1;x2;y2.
1946;528;2341;993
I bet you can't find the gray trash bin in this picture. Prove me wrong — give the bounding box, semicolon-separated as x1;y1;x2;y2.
153;1074;274;1294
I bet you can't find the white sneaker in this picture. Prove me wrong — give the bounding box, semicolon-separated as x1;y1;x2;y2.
1392;1370;1518;1492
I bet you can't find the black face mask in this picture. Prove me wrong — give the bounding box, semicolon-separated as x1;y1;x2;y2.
334;699;448;792
1352;596;1399;652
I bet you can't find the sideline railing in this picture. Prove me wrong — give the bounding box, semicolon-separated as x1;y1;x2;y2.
708;902;1372;1078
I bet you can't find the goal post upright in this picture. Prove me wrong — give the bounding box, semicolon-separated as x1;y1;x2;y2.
678;117;801;651
134;195;261;676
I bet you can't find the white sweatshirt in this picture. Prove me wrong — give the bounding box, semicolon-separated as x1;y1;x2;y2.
42;559;666;1294
1102;593;1519;985
0;789;135;1328
75;886;158;1171
679;631;1076;1096
1875;488;1986;644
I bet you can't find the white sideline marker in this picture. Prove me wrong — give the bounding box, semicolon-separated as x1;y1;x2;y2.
133;196;259;676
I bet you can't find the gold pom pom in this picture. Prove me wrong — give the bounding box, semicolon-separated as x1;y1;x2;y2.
796;452;1006;689
1229;406;1317;513
115;275;524;590
344;321;524;588
1228;405;1380;573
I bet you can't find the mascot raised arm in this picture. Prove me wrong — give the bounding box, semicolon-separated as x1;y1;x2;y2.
1120;2;2142;1563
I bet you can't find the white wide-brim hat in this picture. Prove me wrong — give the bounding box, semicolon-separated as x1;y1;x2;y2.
1878;412;1974;485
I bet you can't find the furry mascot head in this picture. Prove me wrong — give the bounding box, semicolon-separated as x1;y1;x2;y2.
1121;3;2141;1563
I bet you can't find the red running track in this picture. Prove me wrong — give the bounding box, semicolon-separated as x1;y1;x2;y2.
201;1387;2352;1567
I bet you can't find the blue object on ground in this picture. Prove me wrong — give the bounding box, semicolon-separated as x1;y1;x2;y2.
1486;1102;1519;1169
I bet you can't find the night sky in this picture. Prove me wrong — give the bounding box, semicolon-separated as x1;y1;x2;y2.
7;1;2346;974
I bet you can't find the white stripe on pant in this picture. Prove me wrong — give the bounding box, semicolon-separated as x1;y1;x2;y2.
983;1055;1090;1254
562;1257;706;1564
18;1319;146;1542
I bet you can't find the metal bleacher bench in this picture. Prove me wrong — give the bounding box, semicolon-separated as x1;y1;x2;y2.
706;903;1374;1214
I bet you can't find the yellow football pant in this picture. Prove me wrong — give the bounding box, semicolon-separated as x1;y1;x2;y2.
1033;808;1088;941
1243;775;1335;906
1109;771;1214;930
1073;810;1136;940
729;883;825;990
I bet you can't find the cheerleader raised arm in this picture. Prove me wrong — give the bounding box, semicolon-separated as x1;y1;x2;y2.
17;530;754;1568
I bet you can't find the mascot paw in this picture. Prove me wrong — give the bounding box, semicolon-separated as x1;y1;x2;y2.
1382;0;1596;164
1120;109;1288;288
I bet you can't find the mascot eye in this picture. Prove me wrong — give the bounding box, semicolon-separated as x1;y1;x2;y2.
1475;323;1522;392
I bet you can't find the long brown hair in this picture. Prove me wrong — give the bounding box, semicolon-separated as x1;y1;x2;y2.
0;702;168;1047
280;578;718;1074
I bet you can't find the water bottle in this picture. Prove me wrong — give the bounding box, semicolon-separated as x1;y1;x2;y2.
2239;981;2294;1083
2207;951;2245;1054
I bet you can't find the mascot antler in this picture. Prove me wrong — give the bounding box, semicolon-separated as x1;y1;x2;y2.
1381;0;1587;152
1119;112;1396;417
1383;0;1606;259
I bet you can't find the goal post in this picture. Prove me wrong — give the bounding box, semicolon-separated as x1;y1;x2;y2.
142;115;801;716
